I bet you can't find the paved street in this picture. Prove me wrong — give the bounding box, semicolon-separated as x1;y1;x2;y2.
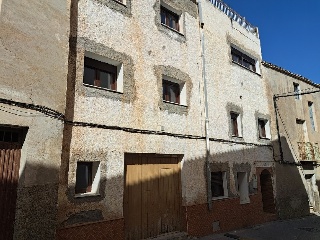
199;213;320;240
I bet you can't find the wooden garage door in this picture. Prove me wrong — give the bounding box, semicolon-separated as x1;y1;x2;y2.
0;129;22;240
124;154;183;240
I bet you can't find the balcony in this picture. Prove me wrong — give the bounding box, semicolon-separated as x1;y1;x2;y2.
209;0;259;38
298;142;320;162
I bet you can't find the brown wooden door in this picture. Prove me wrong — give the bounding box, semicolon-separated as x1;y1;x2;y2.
260;170;276;214
124;154;183;240
0;142;21;240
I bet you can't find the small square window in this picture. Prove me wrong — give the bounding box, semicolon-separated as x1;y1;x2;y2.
230;112;240;137
160;6;180;31
75;161;101;195
211;171;228;198
163;80;180;104
83;57;117;91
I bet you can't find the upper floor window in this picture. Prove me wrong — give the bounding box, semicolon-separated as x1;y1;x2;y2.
258;118;271;140
308;102;317;131
231;47;256;72
83;57;117;91
163;80;180;104
293;83;300;100
230;112;240;137
161;6;179;31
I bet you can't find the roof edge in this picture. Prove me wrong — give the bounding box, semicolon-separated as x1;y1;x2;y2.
262;61;320;88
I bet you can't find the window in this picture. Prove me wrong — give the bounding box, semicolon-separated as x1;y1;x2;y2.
237;172;250;204
296;119;309;142
161;6;179;31
211;171;228;198
0;130;19;143
75;161;101;195
83;57;117;91
231;47;256;72
230;112;240;137
258;118;270;139
308;102;317;131
293;83;300;100
163;80;180;104
258;119;266;138
75;162;92;194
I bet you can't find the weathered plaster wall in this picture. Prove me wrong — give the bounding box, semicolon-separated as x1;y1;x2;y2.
58;0;274;230
58;0;206;226
200;0;274;205
263;65;320;218
0;0;70;239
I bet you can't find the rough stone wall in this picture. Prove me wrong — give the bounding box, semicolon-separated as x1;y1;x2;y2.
57;0;274;232
58;0;205;227
0;0;70;239
263;65;320;218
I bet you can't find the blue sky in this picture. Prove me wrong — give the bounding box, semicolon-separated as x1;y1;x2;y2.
222;0;320;83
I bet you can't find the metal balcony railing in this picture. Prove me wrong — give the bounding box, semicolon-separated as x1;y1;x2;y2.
298;142;320;161
208;0;259;38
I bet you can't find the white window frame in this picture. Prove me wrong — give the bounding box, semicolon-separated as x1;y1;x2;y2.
230;112;242;138
84;51;124;93
162;75;187;106
75;161;101;198
160;1;184;35
258;118;271;140
211;171;228;200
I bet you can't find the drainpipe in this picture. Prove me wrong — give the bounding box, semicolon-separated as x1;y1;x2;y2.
197;0;212;210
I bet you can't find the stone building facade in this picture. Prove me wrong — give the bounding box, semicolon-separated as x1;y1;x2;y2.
6;0;319;239
263;61;320;219
0;0;70;239
55;0;276;239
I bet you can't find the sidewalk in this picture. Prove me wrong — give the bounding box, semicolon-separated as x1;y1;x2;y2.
198;213;320;240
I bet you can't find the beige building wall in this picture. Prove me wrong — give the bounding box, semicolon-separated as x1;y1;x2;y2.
263;62;320;218
0;0;70;239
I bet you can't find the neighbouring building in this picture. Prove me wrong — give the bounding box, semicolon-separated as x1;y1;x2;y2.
0;0;70;239
263;61;320;219
56;0;276;239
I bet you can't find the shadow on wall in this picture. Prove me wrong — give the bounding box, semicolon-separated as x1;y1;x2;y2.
56;172;125;240
183;143;277;236
12;162;60;240
54;136;312;240
275;136;310;219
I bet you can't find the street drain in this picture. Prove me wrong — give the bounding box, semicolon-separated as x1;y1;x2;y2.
298;227;320;233
224;233;240;239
